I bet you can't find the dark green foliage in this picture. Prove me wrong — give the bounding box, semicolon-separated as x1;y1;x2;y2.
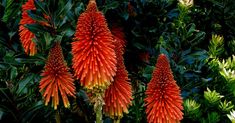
1;0;235;122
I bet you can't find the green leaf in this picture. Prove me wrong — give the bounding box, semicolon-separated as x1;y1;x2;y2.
75;3;85;16
190;32;206;46
3;51;15;63
133;42;145;50
43;32;53;48
34;0;48;15
105;1;119;10
27;10;48;22
2;0;18;22
63;28;75;37
21;101;45;123
143;65;155;81
10;66;17;80
121;11;129;20
16;74;35;95
56;0;72;18
160;46;169;57
24;23;46;34
0;109;4;120
186;23;196;38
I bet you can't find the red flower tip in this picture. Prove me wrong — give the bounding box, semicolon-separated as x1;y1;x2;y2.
111;25;126;54
103;38;132;118
21;0;35;11
19;0;37;56
145;54;183;123
86;0;98;12
39;43;76;110
72;1;117;90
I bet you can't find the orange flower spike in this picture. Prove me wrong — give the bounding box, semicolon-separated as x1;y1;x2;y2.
72;0;117;90
19;0;37;56
103;39;132;119
39;43;76;110
144;54;183;123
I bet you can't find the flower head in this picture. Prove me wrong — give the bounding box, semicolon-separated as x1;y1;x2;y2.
103;34;132;119
19;0;37;56
72;0;116;90
39;43;76;110
145;54;183;123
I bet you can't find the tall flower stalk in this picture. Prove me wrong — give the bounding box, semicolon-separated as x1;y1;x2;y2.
72;0;117;122
145;54;183;123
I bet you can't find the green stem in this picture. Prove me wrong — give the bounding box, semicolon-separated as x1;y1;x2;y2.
114;118;120;123
55;110;61;123
96;103;102;123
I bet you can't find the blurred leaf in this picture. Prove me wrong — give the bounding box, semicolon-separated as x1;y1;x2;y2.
3;52;15;63
0;109;3;120
190;32;206;46
102;1;119;14
34;0;48;15
56;0;72;18
75;3;85;16
21;101;46;123
27;10;48;22
167;9;178;19
133;42;145;50
24;23;46;34
16;74;35;95
160;46;169;57
186;23;196;38
2;0;18;22
142;65;155;81
10;66;17;80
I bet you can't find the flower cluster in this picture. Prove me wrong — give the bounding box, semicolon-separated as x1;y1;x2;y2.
72;0;117;90
145;54;183;123
19;0;37;56
103;27;132;119
39;43;75;110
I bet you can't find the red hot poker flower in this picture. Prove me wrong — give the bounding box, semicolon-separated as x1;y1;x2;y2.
145;54;183;123
104;37;132;119
19;0;37;56
72;0;117;90
39;43;76;110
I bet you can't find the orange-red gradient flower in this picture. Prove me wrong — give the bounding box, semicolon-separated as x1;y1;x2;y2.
103;38;132;118
72;0;116;90
111;25;126;53
19;0;37;56
145;54;183;123
39;43;76;110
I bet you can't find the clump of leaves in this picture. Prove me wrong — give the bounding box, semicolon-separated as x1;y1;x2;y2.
219;100;234;113
227;110;235;123
183;99;201;120
204;88;223;106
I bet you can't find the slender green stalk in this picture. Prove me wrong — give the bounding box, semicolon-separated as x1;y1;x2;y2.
55;110;61;123
114;118;120;123
96;103;102;123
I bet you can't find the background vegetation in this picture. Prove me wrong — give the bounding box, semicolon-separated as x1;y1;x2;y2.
1;0;235;122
